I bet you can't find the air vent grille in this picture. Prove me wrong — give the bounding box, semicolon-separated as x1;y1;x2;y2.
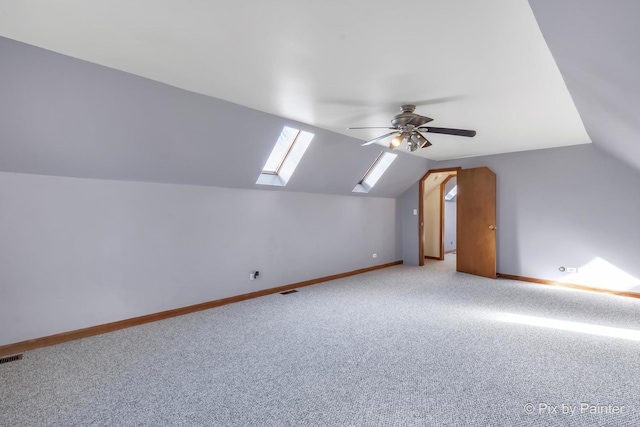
0;354;23;364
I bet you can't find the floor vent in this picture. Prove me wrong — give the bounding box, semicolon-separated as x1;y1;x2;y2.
0;354;23;365
280;290;299;295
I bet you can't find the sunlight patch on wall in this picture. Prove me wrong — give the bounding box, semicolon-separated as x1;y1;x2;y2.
494;313;640;342
564;257;640;292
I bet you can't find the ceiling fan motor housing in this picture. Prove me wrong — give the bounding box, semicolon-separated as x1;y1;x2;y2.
391;104;433;128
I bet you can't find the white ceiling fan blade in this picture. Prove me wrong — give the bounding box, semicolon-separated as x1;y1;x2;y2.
348;127;395;130
361;131;400;146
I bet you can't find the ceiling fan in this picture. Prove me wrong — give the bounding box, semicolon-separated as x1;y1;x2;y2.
348;104;476;151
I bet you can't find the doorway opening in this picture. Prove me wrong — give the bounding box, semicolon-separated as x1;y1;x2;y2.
418;167;460;266
419;166;497;278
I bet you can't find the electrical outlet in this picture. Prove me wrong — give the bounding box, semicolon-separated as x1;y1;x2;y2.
249;273;255;281
566;267;578;273
372;253;377;258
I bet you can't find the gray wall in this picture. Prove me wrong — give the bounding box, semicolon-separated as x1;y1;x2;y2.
0;172;399;346
398;182;421;266
444;201;456;253
398;143;640;292
444;177;457;253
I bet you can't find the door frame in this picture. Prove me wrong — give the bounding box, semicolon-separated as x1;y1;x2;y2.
418;167;461;266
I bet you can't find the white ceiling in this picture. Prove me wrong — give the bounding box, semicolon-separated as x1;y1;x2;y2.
0;0;590;160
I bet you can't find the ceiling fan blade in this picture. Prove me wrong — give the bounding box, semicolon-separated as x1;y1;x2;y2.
361;131;400;146
348;126;396;130
323;96;462;108
411;96;464;107
419;127;476;137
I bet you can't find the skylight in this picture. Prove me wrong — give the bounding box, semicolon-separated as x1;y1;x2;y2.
445;185;458;201
353;152;398;193
256;126;314;186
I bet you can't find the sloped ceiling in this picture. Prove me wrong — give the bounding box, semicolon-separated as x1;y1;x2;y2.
529;0;640;172
0;37;427;197
0;0;590;163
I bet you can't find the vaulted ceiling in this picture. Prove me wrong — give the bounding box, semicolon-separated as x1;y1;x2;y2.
0;36;427;197
0;1;637;197
529;0;640;172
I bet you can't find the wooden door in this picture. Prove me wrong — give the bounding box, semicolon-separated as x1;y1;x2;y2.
457;167;496;278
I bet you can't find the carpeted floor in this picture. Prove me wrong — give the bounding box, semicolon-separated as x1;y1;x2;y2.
2;255;640;426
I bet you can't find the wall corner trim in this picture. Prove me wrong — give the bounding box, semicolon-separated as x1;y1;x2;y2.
0;260;403;357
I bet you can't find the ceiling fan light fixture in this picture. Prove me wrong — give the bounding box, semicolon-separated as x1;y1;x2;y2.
410;132;432;150
408;134;421;151
390;135;402;148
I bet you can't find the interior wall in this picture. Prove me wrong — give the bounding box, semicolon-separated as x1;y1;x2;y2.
444;201;456;253
423;188;441;258
398;143;640;293
398;181;421;266
444;177;457;253
0;172;400;346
